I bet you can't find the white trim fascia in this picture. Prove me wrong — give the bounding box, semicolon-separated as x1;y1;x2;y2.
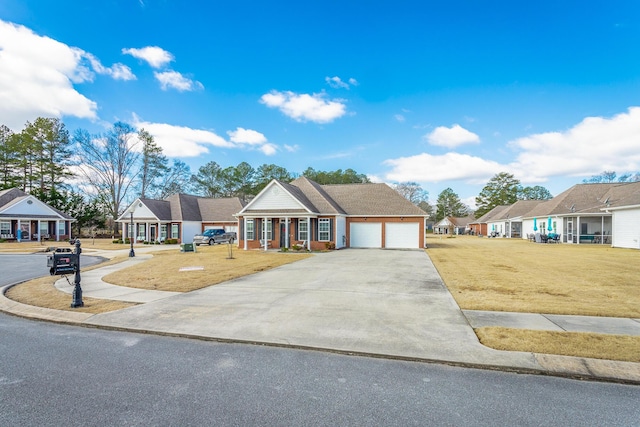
602;204;640;212
0;195;68;219
237;180;314;215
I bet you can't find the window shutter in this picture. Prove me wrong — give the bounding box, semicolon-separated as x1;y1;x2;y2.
257;219;262;241
314;218;319;242
294;219;299;241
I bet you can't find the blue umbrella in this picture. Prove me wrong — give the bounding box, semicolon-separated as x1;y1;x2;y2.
547;216;553;232
533;217;538;232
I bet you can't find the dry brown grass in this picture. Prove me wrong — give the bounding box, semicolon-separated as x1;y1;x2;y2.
426;235;640;318
5;275;136;314
102;244;313;292
427;235;640;361
476;327;640;363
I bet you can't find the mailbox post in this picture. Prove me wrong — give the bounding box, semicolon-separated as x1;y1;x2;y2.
70;239;83;308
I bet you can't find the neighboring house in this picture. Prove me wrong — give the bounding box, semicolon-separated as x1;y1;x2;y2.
475;200;543;238
469;206;509;236
472;182;640;248
433;215;475;235
236;177;427;250
0;188;74;242
522;183;619;244
117;194;244;243
601;181;640;249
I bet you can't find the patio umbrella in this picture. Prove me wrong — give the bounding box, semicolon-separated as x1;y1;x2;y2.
547;216;553;232
533;217;538;231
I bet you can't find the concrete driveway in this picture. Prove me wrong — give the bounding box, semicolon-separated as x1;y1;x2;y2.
87;249;539;368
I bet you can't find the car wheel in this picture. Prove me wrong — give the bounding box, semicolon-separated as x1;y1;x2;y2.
229;238;234;244
208;239;214;245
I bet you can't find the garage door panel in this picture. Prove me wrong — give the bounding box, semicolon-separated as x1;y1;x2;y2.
350;223;382;248
385;223;419;249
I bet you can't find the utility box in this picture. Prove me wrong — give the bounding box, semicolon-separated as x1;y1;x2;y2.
47;252;78;276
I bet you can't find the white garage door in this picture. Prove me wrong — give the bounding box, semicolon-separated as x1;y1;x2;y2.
350;223;382;248
385;222;420;249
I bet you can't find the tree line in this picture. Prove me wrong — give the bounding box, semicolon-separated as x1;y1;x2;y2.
0;118;375;234
6;117;626;234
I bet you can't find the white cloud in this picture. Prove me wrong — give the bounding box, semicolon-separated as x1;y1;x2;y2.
84;53;135;81
425;124;480;148
384;152;503;184
260;90;347;123
133;116;276;157
284;144;299;152
394;114;405;122
508;107;640;182
154;70;203;91
0;19;102;129
122;46;174;68
227;127;267;145
133;116;234;157
325;76;359;89
260;143;278;156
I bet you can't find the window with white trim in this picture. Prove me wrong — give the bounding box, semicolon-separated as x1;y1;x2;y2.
160;224;167;239
263;219;272;240
58;222;65;236
246;219;254;240
1;221;11;235
318;218;330;241
171;224;179;239
298;219;308;241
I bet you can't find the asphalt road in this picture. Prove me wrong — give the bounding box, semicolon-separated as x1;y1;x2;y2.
0;253;103;286
1;314;638;426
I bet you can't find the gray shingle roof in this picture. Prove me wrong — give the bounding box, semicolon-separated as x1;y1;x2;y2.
321;182;427;216
525;183;617;217
198;197;245;222
140;198;172;221
0;187;74;220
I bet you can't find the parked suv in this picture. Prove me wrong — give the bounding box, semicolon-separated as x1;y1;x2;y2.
193;229;236;246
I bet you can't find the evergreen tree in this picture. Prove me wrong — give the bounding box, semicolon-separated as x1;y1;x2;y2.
475;172;520;218
138;128;168;199
435;188;468;222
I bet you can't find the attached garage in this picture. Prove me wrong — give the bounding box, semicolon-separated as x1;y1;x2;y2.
385;222;420;249
350;222;382;248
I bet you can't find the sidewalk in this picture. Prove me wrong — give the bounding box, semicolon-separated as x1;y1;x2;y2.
1;249;639;384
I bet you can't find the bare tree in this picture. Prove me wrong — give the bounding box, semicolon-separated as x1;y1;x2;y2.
73;122;140;233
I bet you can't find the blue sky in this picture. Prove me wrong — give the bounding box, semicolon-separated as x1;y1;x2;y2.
2;1;640;207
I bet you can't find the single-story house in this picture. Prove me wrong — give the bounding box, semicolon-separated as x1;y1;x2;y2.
473;182;640;248
433;215;475;235
474;200;543;238
469;206;509;236
0;188;74;242
601;181;640;249
521;183;619;244
117;194;244;243
236;177;427;250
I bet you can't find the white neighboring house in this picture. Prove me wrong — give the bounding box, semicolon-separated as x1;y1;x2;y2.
117;194;245;244
0;188;74;242
602;182;640;249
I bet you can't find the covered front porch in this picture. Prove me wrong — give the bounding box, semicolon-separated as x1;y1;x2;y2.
239;215;338;251
119;220;177;243
0;217;71;242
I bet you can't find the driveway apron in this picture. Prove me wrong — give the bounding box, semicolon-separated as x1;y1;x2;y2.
86;249;539;368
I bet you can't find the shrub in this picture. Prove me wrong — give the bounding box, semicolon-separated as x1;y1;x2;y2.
281;247;289;252
325;242;336;250
112;239;123;244
124;238;130;244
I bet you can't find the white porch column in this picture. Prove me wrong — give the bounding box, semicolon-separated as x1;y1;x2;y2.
17;219;21;242
263;217;268;250
243;217;248;250
307;216;311;248
577;216;581;244
37;219;41;242
146;222;149;242
285;216;289;249
56;220;60;241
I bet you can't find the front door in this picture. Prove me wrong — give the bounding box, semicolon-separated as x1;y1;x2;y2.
567;220;573;244
150;225;156;242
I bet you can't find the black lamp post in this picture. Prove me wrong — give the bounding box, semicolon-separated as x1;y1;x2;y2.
70;239;83;308
129;211;135;257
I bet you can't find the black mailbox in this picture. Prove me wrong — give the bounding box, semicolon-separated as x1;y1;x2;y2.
47;252;78;276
